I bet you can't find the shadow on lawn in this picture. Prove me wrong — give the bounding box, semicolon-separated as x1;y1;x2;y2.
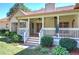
15;48;40;55
15;48;49;55
0;37;11;43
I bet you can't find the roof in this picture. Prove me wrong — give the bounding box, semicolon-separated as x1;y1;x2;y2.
19;5;76;16
0;17;9;21
0;17;9;25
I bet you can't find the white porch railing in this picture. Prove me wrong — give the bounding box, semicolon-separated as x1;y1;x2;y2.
39;28;55;44
17;28;29;42
39;29;43;44
39;28;79;42
59;28;79;39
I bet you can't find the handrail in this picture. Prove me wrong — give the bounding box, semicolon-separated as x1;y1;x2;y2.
59;28;79;30
39;28;44;44
23;29;29;44
17;28;29;44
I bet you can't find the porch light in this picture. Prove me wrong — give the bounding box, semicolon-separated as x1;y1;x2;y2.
38;18;41;21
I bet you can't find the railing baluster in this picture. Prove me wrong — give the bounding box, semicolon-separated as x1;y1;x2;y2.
39;28;79;41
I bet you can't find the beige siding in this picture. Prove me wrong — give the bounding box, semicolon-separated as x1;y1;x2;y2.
44;15;77;28
44;17;54;28
60;15;77;28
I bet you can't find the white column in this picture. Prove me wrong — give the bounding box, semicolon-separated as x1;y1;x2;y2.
9;21;12;31
28;18;30;37
17;20;20;34
42;17;44;29
26;21;27;28
17;20;20;29
77;14;79;28
57;16;60;37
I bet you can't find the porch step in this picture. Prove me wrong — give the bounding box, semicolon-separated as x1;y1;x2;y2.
24;37;39;47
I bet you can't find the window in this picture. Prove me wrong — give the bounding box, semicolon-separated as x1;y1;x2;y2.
59;22;69;28
6;24;8;28
59;22;69;33
20;22;26;28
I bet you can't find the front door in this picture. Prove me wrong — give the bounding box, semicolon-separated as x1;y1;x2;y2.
36;23;42;33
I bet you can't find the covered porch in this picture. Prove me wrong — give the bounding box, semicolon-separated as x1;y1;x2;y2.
16;12;79;44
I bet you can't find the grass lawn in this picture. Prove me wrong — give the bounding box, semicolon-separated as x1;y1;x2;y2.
0;41;50;55
0;41;79;55
0;41;24;55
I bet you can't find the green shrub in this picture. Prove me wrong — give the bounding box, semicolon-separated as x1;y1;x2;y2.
59;38;77;51
34;46;49;54
9;32;17;37
0;29;9;36
40;47;49;54
11;34;22;42
34;46;42;50
0;38;7;42
41;35;53;47
4;31;10;36
51;46;69;55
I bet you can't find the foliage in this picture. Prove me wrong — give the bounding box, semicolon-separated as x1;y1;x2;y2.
51;46;69;55
40;47;49;54
0;29;9;36
0;29;22;43
10;34;22;42
41;35;53;47
4;31;10;36
7;3;31;16
9;32;17;37
59;38;77;51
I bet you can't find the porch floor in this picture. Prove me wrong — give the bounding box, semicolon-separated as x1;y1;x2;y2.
30;34;39;37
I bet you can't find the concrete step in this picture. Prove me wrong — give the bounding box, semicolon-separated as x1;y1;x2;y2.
24;37;39;46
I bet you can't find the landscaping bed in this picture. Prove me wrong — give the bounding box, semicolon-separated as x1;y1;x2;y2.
0;29;79;55
0;40;79;55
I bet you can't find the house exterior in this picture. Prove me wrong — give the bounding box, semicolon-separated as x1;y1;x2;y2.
0;17;9;30
8;3;79;47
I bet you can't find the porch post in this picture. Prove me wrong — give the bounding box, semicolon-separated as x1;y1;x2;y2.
77;14;79;27
28;18;30;37
56;16;60;37
17;20;20;33
9;22;11;31
42;17;44;29
39;17;44;44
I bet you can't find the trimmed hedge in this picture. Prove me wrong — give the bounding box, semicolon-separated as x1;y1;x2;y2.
51;46;69;55
40;35;53;47
59;38;77;51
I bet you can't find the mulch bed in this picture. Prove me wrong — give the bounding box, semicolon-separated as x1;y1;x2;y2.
70;49;79;55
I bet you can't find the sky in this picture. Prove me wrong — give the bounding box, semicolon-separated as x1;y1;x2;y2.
0;3;75;19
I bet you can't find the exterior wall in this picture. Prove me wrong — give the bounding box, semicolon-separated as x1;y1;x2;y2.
60;15;77;28
43;15;77;37
0;18;9;29
10;10;28;32
76;14;79;28
44;17;55;28
0;21;9;29
44;15;77;28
